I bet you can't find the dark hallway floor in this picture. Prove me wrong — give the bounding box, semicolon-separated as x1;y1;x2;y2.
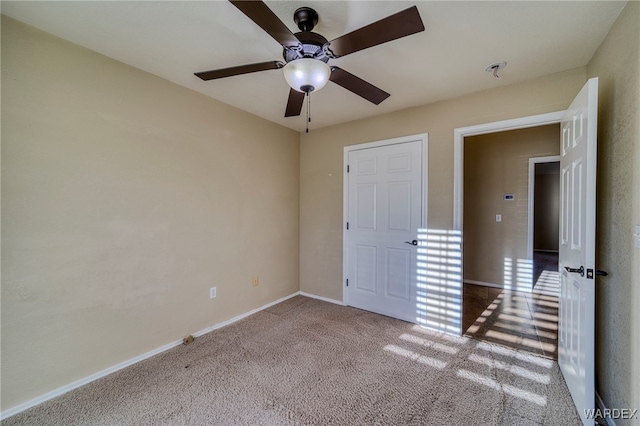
463;252;559;359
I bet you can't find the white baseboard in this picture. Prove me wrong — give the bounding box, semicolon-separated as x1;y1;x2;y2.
463;280;504;289
0;291;300;421
299;291;345;306
0;338;186;421
192;292;299;338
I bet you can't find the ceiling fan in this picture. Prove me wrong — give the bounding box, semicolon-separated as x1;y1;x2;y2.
195;1;425;120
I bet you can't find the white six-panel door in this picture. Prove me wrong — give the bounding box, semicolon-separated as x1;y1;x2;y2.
559;77;598;425
345;137;424;323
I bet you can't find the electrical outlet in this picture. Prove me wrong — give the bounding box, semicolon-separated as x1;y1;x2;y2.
252;276;259;287
496;214;502;222
635;225;640;249
209;287;217;299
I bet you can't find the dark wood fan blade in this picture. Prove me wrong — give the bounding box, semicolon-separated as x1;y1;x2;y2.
285;88;305;117
330;67;390;105
195;61;284;81
327;6;424;57
230;1;301;48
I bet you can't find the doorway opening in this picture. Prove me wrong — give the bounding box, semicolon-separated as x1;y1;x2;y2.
459;124;561;359
530;158;561;297
454;80;599;420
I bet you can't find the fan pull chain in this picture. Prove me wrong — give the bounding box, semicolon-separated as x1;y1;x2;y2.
306;92;311;133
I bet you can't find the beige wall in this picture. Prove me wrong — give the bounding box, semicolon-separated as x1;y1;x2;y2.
534;168;560;252
300;68;586;301
1;17;300;411
463;125;559;287
586;1;640;420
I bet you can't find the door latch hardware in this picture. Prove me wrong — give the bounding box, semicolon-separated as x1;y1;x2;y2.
404;240;418;246
586;268;608;279
564;266;584;277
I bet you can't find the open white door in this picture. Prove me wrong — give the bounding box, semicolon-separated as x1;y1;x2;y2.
558;77;598;425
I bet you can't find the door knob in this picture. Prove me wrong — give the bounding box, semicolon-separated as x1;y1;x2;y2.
404;240;418;246
564;266;584;277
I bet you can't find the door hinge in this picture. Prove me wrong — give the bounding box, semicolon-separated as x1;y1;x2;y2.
346;222;349;230
347;164;350;173
346;278;349;287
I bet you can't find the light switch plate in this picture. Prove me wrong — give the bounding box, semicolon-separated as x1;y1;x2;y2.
496;214;502;222
635;225;640;249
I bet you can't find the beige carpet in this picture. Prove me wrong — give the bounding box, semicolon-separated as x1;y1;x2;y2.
3;296;581;425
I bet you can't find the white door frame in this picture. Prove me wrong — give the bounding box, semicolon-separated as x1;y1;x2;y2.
343;133;428;306
454;111;566;231
527;155;561;260
453;111;564;332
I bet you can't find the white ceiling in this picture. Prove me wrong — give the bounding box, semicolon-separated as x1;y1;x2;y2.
1;1;627;132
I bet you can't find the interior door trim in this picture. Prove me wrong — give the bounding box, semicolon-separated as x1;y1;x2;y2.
527;155;561;261
453;111;565;232
452;110;565;335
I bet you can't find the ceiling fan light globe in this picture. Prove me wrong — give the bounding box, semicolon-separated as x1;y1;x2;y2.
283;58;330;93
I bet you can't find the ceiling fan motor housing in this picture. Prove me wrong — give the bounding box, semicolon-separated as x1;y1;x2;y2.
283;7;331;64
283;31;330;63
